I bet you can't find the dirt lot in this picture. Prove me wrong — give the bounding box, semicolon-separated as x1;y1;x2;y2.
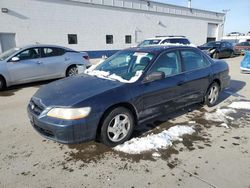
0;56;250;188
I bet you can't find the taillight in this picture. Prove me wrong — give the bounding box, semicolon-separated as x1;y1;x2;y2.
83;56;89;60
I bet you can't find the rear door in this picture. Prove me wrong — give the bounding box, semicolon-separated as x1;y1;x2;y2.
40;47;66;77
180;49;212;104
140;50;186;119
7;47;44;83
220;42;230;58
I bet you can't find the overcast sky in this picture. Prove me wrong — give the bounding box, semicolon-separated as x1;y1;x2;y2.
154;0;250;35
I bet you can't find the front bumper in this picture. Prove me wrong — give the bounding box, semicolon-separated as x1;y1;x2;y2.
27;105;99;144
240;67;250;73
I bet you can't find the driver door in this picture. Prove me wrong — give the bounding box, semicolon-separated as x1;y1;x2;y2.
7;48;44;83
140;50;185;120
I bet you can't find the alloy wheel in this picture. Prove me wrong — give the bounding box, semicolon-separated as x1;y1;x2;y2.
208;85;219;105
107;114;131;142
67;67;78;76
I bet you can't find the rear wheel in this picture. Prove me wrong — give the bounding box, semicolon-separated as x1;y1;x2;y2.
100;107;135;147
66;65;78;77
204;82;220;107
0;76;6;91
230;51;234;58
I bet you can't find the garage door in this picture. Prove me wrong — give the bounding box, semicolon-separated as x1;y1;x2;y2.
207;23;218;42
0;33;16;53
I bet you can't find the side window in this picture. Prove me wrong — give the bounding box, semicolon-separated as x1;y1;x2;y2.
221;43;226;48
16;48;40;60
42;48;65;58
161;39;170;44
225;42;231;48
181;50;209;72
150;51;181;77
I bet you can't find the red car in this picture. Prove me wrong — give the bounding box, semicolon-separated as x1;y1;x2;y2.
234;41;250;55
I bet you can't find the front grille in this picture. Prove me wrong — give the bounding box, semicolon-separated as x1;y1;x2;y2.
33;124;54;138
29;99;45;116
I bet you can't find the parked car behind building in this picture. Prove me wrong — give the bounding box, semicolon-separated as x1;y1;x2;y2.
27;45;230;146
0;44;91;90
198;41;234;59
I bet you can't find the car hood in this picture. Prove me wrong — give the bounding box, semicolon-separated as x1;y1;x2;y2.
33;74;124;107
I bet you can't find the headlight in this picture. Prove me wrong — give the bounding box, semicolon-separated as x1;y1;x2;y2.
47;107;91;120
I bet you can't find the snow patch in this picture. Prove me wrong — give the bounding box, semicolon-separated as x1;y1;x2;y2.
114;125;195;154
152;152;161;158
85;69;143;83
204;108;236;123
218;123;230;129
228;101;250;110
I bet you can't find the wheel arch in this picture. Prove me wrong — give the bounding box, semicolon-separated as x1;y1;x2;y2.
96;102;138;139
212;78;221;90
0;74;7;88
65;64;77;76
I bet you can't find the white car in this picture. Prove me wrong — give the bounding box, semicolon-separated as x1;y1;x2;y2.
0;44;91;90
138;36;196;47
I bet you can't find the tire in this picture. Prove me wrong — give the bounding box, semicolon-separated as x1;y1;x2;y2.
100;107;135;147
230;51;234;58
212;52;219;59
66;65;78;77
204;82;220;107
0;76;6;91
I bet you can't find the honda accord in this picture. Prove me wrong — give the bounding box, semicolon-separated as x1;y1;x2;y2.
27;46;230;146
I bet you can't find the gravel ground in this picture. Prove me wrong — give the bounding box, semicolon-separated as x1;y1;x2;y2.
0;56;249;188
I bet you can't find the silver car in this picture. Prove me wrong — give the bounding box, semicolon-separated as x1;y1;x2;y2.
0;44;91;90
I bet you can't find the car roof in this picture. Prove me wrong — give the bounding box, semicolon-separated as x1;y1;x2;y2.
144;36;188;40
125;45;197;54
17;44;74;51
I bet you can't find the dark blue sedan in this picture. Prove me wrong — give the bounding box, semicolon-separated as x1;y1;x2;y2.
27;46;230;146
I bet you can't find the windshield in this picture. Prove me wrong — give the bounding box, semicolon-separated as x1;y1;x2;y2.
202;42;220;48
0;47;20;61
138;39;161;47
85;51;155;83
161;38;190;45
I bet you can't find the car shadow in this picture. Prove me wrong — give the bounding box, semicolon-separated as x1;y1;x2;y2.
0;79;58;97
219;79;246;103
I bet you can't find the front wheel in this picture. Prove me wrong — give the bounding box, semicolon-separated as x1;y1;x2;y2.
66;65;78;77
204;82;220;107
100;107;135;147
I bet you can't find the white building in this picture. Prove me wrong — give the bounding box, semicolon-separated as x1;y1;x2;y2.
0;0;225;57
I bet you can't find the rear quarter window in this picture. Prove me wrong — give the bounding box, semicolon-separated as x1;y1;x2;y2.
181;50;210;72
42;47;65;57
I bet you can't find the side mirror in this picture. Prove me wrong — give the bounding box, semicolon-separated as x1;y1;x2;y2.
10;57;20;62
143;71;165;83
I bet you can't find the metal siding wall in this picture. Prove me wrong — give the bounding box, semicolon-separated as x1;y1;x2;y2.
0;0;224;52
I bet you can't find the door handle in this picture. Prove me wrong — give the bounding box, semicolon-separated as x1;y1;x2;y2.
36;61;43;64
65;57;70;61
177;81;185;86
